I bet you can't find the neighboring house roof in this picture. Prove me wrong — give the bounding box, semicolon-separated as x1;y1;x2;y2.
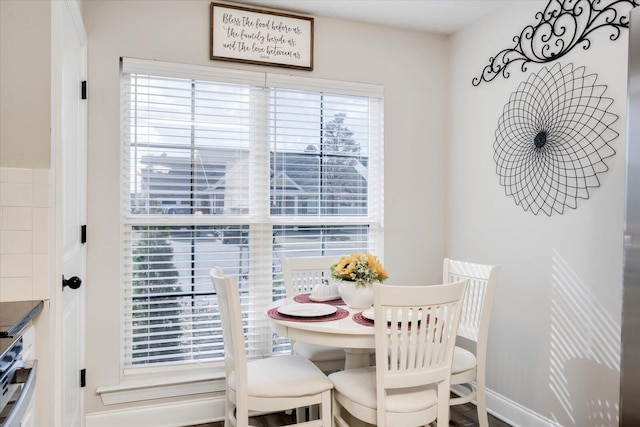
271;171;303;192
139;150;368;196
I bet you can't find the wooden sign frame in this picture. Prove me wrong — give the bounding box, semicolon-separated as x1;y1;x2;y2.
210;2;314;70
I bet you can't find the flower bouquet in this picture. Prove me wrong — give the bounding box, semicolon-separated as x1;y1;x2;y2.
330;253;388;288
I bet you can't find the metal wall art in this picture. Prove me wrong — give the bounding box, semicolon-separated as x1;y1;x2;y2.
493;62;618;216
473;0;639;86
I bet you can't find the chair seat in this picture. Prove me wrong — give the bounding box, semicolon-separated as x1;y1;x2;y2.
229;355;333;397
451;346;476;375
329;367;438;413
293;341;346;362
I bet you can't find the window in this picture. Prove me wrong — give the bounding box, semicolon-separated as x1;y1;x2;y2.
121;58;384;369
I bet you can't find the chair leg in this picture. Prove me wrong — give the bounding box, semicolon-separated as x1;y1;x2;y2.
332;391;348;427
436;382;450;427
320;390;331;426
476;381;489;427
224;400;231;427
476;361;489;427
235;404;250;427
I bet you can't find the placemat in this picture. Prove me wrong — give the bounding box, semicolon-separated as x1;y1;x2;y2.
352;311;374;327
351;312;427;330
267;306;350;322
293;293;345;306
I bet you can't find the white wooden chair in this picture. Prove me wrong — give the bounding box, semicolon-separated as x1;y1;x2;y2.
210;267;333;427
281;255;347;373
443;258;501;427
328;280;468;427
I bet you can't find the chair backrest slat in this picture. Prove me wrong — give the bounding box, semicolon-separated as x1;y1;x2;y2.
374;280;467;392
281;255;341;297
443;259;501;344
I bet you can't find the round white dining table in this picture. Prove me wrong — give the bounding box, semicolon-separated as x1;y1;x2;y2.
265;298;375;369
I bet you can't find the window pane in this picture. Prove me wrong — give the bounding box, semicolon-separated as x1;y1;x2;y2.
125;225;249;365
122;62;383;369
127;77;252;216
270;89;369;217
269;224;369;352
271;224;368;295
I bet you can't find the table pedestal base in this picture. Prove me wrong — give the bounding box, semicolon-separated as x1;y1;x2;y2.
342;348;375;427
344;348;372;370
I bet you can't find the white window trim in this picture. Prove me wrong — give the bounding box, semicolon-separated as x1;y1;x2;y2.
96;362;226;405
110;57;384;402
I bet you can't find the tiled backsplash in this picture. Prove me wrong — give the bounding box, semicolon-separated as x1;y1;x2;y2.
0;167;50;301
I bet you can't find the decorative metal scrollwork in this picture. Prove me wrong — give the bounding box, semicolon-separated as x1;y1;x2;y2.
494;62;618;216
473;0;639;86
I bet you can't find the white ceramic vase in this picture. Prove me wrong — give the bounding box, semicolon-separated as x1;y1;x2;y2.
337;280;374;310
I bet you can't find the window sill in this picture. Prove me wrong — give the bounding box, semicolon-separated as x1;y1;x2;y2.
96;362;226;405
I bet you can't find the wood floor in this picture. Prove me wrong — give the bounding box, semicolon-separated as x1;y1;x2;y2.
190;400;512;427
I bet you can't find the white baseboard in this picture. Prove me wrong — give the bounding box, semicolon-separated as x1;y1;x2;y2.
87;385;560;427
85;396;226;427
452;384;561;427
486;388;561;427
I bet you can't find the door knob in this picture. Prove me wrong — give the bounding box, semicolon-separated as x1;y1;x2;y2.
62;275;82;290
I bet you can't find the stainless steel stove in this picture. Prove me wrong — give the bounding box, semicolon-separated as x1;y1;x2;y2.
0;302;43;339
0;301;42;427
0;336;37;427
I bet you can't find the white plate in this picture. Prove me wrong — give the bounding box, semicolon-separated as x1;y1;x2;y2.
278;303;337;317
309;294;341;302
362;309;376;321
362;308;415;322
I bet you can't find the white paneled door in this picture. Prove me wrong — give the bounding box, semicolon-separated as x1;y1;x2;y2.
53;1;87;426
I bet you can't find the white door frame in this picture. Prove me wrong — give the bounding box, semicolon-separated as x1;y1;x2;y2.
50;0;87;425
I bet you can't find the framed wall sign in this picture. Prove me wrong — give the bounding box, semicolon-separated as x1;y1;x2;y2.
210;2;314;70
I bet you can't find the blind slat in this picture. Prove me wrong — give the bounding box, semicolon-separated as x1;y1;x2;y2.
121;59;383;368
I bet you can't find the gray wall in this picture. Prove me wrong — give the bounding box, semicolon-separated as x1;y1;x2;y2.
449;1;625;425
0;0;50;168
1;0;627;424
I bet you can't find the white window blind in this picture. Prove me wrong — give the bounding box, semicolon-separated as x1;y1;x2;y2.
121;58;384;368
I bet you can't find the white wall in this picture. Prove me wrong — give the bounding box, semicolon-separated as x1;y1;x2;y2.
449;1;625;426
83;0;449;417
